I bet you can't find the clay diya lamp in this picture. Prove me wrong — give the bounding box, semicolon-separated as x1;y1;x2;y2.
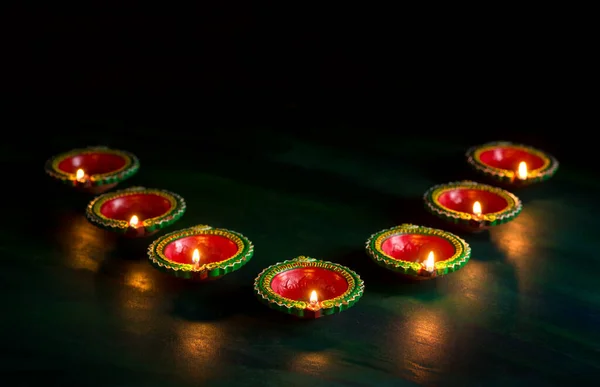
45;146;140;194
366;224;471;279
147;225;254;280
86;186;186;238
466;141;559;186
254;256;365;319
424;180;522;232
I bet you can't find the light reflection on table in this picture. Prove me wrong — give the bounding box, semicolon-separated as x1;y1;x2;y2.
395;308;451;385
289;351;332;375
490;208;541;293
173;320;225;381
57;213;114;272
125;264;155;293
443;258;501;325
116;261;165;335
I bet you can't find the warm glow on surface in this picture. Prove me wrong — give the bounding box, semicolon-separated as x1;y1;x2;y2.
59;213;111;273
129;215;139;227
309;290;318;304
76;169;85;180
192;249;200;265
125;267;154;292
396;308;450;385
290;351;332;374
117;264;162;339
517;161;528;179
473;201;482;216
175;321;223;381
490;208;541;293
424;251;435;272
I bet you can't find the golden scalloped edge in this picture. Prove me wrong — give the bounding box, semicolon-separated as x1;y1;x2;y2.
253;256;365;317
85;186;186;232
423;181;522;226
45;146;140;186
466;141;559;183
147;225;254;280
365;224;471;276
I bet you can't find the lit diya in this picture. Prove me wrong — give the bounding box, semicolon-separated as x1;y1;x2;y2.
424;180;522;232
45;146;140;194
86;186;186;237
147;225;254;280
466;141;558;185
366;224;471;279
254;256;364;319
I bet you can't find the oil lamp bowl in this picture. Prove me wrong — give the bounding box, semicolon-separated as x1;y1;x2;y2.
148;225;254;280
45;146;140;194
366;224;471;280
466;141;558;185
254;256;364;319
86;187;186;238
424;181;522;232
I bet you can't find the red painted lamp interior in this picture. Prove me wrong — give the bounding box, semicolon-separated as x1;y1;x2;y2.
381;234;456;262
100;194;172;222
437;189;509;214
163;235;239;265
479;147;545;171
271;268;349;301
58;152;127;175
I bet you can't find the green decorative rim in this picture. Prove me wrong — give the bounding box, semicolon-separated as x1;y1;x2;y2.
466;141;559;184
86;186;186;234
45;146;140;187
147;225;254;280
365;224;471;277
254;256;365;318
424;181;523;227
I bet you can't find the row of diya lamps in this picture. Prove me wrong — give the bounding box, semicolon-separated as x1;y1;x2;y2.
45;142;558;319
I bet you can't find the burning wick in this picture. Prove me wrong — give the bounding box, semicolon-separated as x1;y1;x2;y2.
423;251;435;273
309;290;318;306
75;168;86;182
472;201;482;218
517;161;528;180
129;215;139;228
192;248;200;267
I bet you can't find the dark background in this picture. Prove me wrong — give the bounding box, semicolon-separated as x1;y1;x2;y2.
5;5;587;163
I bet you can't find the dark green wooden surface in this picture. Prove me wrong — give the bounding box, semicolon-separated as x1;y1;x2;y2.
3;124;599;387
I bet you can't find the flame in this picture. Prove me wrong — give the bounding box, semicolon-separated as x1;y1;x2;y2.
192;249;200;265
517;161;528;179
424;251;435;272
473;201;482;216
76;169;85;180
129;215;139;227
309;290;318;304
